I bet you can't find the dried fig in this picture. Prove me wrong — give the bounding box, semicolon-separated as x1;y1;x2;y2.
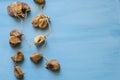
9;36;21;46
46;59;60;71
7;2;30;18
34;35;46;46
32;14;49;29
9;30;23;46
11;51;24;62
30;53;43;63
10;29;23;38
34;0;45;8
34;0;45;4
14;66;24;78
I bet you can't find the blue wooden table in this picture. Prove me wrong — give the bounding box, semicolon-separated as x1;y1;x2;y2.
0;0;120;80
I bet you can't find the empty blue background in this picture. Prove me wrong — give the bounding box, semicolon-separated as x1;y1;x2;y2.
0;0;120;80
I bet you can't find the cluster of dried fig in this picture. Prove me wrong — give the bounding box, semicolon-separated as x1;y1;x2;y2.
32;14;50;29
8;0;61;79
9;29;23;46
30;53;60;71
7;2;30;18
11;51;24;78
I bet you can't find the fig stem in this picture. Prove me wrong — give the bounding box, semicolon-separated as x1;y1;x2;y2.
40;40;46;49
17;16;23;24
20;44;32;51
44;19;51;37
43;56;48;61
23;35;32;47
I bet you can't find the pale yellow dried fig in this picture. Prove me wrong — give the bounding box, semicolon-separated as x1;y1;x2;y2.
34;35;46;46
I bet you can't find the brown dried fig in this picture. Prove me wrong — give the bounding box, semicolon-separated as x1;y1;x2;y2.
11;51;24;62
9;36;21;46
30;53;43;63
14;66;24;78
32;14;49;29
46;59;60;71
34;35;46;46
9;30;23;46
7;2;30;18
34;0;45;4
34;0;45;8
10;29;23;38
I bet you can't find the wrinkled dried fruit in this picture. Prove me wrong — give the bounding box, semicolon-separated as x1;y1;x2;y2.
30;53;43;63
9;30;23;46
10;29;23;38
9;36;21;46
14;66;24;78
32;14;49;29
46;59;60;71
34;35;46;46
34;0;45;8
7;2;30;18
34;0;45;4
11;51;24;62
